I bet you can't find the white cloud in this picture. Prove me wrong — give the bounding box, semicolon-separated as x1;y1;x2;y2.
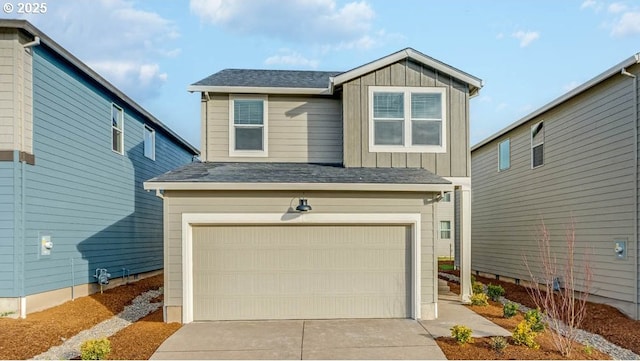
496;32;504;39
264;49;320;68
190;0;381;50
511;30;540;47
496;103;508;111
608;2;628;13
580;0;599;10
611;11;640;36
15;0;179;101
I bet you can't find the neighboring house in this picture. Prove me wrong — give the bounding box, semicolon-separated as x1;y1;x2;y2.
471;53;640;319
0;20;199;318
145;48;482;323
437;191;455;259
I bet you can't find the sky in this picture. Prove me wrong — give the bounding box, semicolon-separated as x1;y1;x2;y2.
2;0;639;150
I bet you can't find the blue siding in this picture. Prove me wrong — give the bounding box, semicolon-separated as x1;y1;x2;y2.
0;163;15;296
20;46;194;295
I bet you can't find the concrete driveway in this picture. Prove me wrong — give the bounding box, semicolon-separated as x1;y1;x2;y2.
151;318;447;360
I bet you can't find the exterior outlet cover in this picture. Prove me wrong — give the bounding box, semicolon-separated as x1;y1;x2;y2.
40;233;52;256
614;240;627;259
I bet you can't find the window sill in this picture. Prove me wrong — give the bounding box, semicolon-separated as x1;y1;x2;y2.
229;150;269;157
369;145;446;153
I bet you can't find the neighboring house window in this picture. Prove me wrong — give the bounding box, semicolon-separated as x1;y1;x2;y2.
369;86;446;153
112;104;123;154
531;121;544;168
442;192;451;202
229;95;268;156
144;125;155;160
440;221;451;239
499;139;510;171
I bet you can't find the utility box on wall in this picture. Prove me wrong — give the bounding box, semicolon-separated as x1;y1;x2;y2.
614;239;627;260
39;232;53;257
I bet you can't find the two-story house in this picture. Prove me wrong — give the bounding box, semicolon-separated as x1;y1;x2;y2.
0;20;199;318
471;53;640;320
145;48;482;323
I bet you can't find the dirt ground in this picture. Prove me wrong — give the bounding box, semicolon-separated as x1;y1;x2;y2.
0;274;180;360
1;268;638;360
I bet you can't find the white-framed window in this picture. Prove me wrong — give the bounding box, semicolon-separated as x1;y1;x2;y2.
442;192;451;202
531;121;544;168
144;125;155;160
440;220;451;239
229;95;268;157
369;86;446;153
111;104;123;154
499;138;510;171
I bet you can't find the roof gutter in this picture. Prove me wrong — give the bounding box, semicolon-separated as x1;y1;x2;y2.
143;181;454;193
187;85;332;95
472;53;640;151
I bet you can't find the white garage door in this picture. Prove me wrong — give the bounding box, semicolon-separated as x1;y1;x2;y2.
192;225;411;321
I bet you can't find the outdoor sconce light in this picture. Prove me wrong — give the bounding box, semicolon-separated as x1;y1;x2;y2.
296;198;312;212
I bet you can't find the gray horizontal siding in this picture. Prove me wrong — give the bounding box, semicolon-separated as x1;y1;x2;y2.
471;70;638;304
205;95;342;163
19;44;193;296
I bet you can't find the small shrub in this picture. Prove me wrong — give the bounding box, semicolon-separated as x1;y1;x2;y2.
472;281;484;294
524;308;545;332
490;336;508;354
512;320;539;349
0;311;15;317
470;293;489;306
503;302;518;318
583;342;594;355
450;325;473;345
471;275;476;284
80;338;111;360
487;283;505;301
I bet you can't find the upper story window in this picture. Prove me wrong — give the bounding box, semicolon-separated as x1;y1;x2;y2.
111;104;123;154
442;192;451;202
144;125;155;160
531;121;544;168
369;86;446;153
440;220;451;239
229;95;268;157
498;138;510;171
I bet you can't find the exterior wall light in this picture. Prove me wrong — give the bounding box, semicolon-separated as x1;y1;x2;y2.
296;198;312;212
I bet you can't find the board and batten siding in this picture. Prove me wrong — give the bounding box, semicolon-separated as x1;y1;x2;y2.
203;94;342;163
0;163;15;296
0;29;33;154
472;67;639;316
162;190;438;321
342;59;470;177
18;45;194;297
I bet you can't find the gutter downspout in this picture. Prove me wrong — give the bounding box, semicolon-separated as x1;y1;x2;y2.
621;66;639;319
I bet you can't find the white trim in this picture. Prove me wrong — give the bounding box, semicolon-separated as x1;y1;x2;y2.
111;103;124;155
181;212;422;323
144;181;454;192
188;85;332;95
143;125;155;161
229;94;269;157
444;177;471;191
368;86;447;153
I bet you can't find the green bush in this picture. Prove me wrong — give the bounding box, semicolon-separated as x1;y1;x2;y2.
524;308;545;332
472;281;484;295
503;302;519;318
512;320;539;349
450;325;473;345
470;292;489;306
80;338;111;360
487;284;505;301
490;336;508;353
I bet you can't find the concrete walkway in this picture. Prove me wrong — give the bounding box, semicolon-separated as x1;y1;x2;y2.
151;281;510;360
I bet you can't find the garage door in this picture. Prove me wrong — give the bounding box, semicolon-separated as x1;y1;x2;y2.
192;225;411;321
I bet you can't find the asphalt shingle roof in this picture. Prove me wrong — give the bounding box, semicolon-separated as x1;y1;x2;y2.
148;162;451;185
191;69;341;89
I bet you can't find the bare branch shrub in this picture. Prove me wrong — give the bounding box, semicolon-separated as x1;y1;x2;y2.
524;218;592;357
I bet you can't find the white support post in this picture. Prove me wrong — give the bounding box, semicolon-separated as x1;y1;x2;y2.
459;188;472;303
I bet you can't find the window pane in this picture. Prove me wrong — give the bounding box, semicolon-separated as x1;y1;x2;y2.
374;119;403;145
144;127;155;159
234;100;263;125
112;106;122;130
533;144;544;167
440;221;451;239
412;93;441;119
412;120;441;145
373;92;404;118
112;128;122;152
499;139;510;170
235;127;263;150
